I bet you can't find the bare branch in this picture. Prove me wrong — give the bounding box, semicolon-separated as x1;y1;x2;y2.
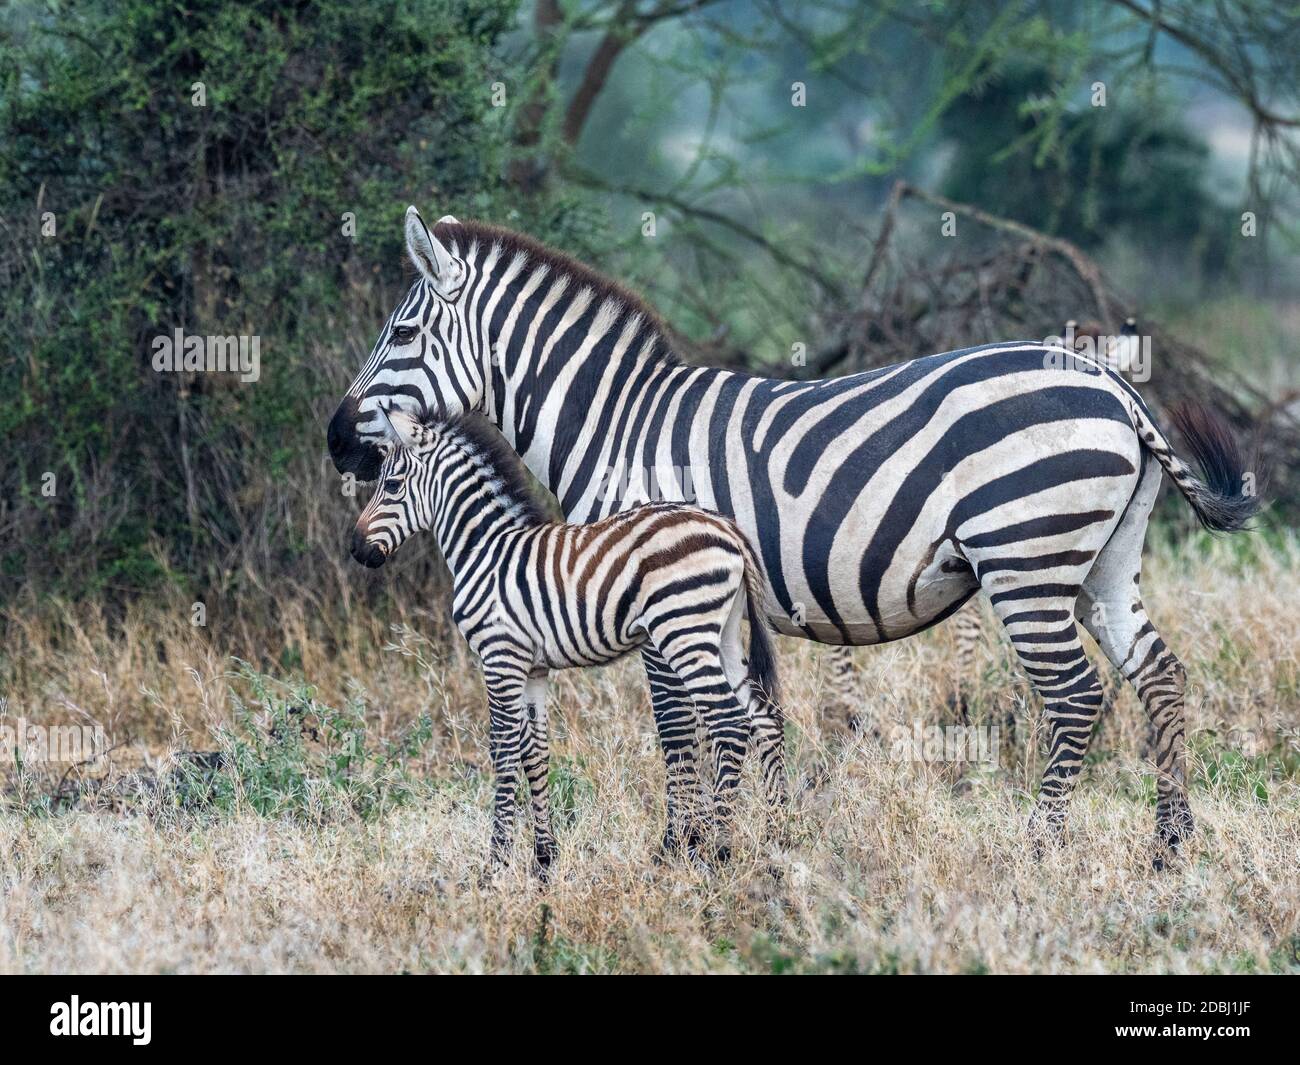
1107;0;1300;128
572;170;845;300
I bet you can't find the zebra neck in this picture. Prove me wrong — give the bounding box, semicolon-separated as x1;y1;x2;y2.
487;357;736;519
430;488;530;577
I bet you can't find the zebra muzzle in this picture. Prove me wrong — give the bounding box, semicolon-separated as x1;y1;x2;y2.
350;531;388;568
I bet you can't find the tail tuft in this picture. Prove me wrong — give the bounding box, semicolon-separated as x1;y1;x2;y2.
1166;401;1262;532
736;530;780;708
745;591;780;708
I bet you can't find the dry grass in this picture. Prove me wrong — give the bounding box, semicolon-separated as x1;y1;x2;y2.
1;534;1297;974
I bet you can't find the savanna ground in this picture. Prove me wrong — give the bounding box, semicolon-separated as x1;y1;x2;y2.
2;532;1297;974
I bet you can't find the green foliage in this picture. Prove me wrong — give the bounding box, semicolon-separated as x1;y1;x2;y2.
547;754;595;828
526;903;620;974
745;932;899;974
1191;727;1300;804
210;662;434;821
940;59;1230;268
0;0;541;598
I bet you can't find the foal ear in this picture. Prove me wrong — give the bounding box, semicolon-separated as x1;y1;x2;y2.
384;408;430;450
405;206;464;296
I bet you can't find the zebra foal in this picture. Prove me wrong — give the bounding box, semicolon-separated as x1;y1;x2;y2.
351;409;786;872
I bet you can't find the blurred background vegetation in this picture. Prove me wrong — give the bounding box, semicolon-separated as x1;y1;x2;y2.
1;0;1297;629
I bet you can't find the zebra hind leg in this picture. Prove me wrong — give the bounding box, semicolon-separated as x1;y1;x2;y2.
640;645;707;860
981;586;1105;852
1082;594;1193;869
651;636;751;865
1076;460;1193;869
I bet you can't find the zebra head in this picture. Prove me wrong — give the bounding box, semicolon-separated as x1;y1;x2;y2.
350;409;437;568
329;206;483;482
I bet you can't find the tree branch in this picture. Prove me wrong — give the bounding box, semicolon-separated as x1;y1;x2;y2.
1106;0;1300;128
563;1;720;147
572;171;845;300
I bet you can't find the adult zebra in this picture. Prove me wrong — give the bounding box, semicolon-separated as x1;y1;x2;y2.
328;208;1259;862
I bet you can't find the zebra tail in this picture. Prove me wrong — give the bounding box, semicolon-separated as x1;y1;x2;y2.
739;537;780;708
1134;399;1263;532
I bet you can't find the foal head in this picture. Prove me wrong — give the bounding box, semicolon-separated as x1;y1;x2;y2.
350;409;438;568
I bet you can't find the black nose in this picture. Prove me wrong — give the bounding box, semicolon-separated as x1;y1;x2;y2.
350;530;387;568
328;397;382;480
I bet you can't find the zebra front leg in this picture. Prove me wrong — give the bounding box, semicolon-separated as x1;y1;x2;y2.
641;645;706;859
483;667;529;874
824;645;865;734
521;672;558;878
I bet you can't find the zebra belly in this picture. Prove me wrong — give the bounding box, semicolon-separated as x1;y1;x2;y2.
767;543;979;644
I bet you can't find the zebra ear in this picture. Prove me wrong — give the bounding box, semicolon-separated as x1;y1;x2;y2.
384;408;428;450
405;206;463;295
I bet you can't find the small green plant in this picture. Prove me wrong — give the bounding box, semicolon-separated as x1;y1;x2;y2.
1191;731;1272;804
547;755;595;828
211;661;434;822
527;904;619;975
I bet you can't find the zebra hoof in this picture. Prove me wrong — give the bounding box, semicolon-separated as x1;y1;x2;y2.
1152;801;1194;871
688;844;731;871
1027;811;1066;860
655;825;701;864
533;840;558;881
477;863;507;890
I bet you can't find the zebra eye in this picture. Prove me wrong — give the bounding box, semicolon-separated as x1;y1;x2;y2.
383;478;403;494
390;324;418;345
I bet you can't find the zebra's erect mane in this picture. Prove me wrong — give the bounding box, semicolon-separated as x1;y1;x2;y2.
436;412;551;527
432;218;682;368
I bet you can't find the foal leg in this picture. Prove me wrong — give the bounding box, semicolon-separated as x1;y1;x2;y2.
651;632;750;863
483;666;529;872
640;645;706;857
719;601;787;823
520;672;558;877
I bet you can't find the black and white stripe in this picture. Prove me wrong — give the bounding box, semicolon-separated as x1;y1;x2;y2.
352;409;786;869
329;210;1259;861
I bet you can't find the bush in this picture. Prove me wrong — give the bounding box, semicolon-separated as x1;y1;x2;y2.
0;0;577;601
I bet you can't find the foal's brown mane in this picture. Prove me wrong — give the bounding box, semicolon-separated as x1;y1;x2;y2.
438;412;551;527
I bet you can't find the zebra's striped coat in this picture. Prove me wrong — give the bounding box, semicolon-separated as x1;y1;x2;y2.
329;210;1259;862
352;409;785;868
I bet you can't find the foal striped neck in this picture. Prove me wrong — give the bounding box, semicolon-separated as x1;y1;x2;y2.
428;414;550;533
